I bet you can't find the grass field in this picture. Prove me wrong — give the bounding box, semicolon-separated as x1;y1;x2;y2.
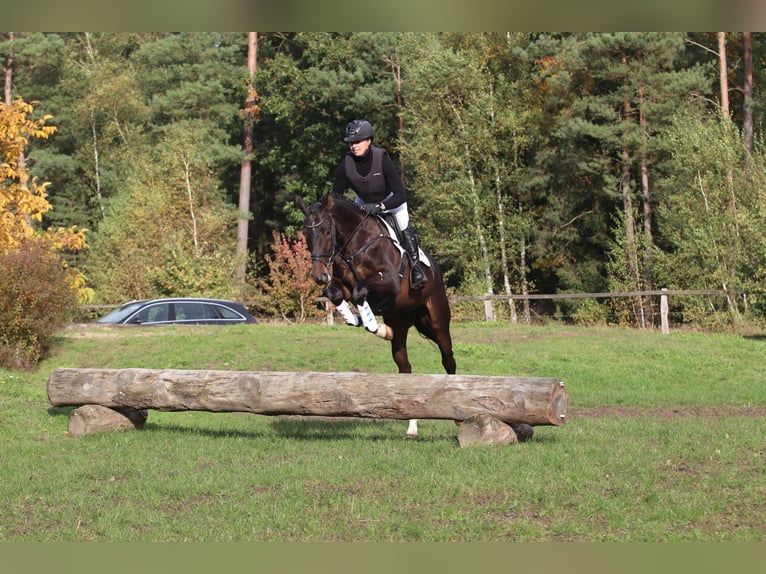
0;321;764;542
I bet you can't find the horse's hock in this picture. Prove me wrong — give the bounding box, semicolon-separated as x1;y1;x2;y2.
47;368;569;445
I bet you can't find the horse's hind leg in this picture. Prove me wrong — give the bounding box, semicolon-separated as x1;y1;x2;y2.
420;296;456;374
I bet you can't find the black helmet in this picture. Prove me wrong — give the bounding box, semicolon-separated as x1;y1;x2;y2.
344;119;374;143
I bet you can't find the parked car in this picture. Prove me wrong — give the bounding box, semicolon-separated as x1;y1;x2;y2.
95;298;257;326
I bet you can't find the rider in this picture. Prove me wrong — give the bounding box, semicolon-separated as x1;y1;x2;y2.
331;119;428;291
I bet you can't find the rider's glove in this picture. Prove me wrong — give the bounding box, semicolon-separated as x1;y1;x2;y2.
361;202;384;215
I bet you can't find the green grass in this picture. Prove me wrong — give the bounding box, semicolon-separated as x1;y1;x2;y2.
0;322;764;541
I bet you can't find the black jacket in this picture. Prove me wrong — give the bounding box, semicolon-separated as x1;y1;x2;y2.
331;146;407;210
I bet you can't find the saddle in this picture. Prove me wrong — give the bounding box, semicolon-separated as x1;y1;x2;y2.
377;213;430;268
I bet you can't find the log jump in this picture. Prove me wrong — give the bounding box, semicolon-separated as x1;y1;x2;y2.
47;368;569;444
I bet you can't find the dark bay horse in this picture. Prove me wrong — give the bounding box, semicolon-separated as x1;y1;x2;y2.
296;193;456;437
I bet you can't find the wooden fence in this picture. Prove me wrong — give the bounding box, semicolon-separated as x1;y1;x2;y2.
319;289;735;334
448;289;730;333
83;289;743;334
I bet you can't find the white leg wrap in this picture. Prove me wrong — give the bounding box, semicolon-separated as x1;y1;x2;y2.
358;301;379;333
407;419;419;437
335;300;360;326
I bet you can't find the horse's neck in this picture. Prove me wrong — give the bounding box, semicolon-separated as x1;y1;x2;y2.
331;199;369;241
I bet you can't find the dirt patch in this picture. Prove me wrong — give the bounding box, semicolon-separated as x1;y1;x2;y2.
570;405;766;419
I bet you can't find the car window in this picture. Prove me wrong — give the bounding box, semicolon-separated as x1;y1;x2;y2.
96;301;146;323
132;303;169;323
206;304;241;319
174;302;205;321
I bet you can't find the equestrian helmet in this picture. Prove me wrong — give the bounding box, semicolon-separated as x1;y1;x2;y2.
344;119;374;142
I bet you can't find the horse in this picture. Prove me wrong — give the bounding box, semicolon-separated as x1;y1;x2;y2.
296;193;456;437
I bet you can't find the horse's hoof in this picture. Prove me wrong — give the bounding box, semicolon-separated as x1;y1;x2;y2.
406;433;418;439
375;324;393;340
510;423;534;442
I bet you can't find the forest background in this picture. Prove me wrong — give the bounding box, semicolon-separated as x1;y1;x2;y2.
2;32;766;330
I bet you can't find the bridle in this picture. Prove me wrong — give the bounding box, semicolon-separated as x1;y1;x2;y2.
303;210;336;280
303;201;387;284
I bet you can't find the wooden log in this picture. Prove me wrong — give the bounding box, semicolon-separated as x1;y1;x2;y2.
47;368;568;426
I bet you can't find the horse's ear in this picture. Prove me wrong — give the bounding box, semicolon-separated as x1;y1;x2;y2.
295;194;308;215
327;193;334;209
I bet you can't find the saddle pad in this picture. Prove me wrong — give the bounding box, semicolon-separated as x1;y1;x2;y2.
379;218;431;267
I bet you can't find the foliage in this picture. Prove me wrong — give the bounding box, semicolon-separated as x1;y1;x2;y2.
401;33;538;293
0;240;79;370
655;111;766;324
0;97;89;369
85;138;239;303
526;33;708;301
0;98;86;253
252;231;323;321
6;33;766;327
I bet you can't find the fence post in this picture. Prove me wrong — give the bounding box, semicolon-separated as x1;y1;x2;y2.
660;288;669;334
484;295;495;322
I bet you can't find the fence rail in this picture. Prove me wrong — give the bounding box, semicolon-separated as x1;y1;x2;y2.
449;288;737;333
317;288;739;334
449;289;724;301
83;289;747;334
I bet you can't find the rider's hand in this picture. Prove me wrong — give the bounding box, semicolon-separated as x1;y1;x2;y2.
361;202;384;215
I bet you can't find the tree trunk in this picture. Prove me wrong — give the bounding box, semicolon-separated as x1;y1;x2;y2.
492;158;518;323
47;368;569;427
743;31;754;163
463;142;495;321
235;32;258;286
387;49;406;179
487;82;518;324
519;233;531;324
639;78;654;324
718;32;729;119
4;32;12;105
620;59;644;328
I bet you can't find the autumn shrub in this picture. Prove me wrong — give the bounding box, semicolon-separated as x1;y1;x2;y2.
253;231;323;321
0;241;80;370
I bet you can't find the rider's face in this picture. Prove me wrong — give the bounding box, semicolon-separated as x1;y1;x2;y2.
349;137;371;157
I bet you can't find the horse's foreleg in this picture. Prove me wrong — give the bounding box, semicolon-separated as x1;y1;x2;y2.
350;282;394;340
387;319;418;437
357;300;393;339
335;300;361;327
323;284;362;327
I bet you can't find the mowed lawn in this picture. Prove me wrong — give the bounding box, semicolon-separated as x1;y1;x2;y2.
0;321;764;542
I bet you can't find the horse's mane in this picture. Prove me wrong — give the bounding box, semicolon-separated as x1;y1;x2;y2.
327;193;366;221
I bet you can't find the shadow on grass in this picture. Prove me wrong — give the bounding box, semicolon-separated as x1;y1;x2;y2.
141;422;272;440
743;334;766;341
47;406;75;417
270;417;460;443
46;405;560;446
136;418;460;444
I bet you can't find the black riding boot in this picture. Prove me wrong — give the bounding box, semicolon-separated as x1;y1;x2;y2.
401;227;427;289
